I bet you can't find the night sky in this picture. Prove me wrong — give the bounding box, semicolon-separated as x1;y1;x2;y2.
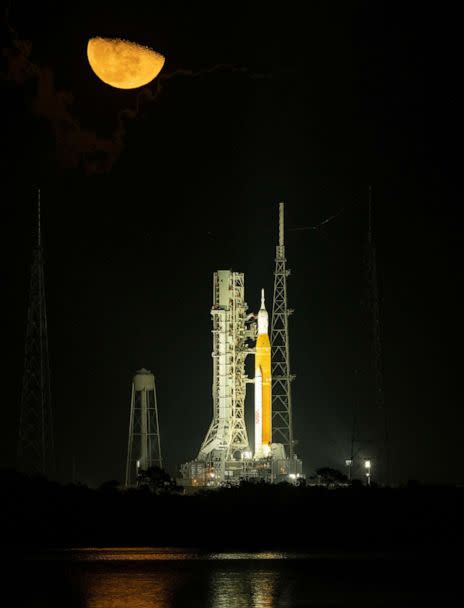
1;2;460;486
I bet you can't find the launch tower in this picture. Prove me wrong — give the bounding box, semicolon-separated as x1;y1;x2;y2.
187;270;253;482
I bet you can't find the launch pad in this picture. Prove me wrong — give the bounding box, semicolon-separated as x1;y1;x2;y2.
181;449;303;488
180;204;304;488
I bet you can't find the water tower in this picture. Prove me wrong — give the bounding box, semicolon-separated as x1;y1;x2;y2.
125;369;163;486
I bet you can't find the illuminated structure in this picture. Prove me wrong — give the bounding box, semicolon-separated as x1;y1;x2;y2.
271;202;295;458
192;271;254;481
180;270;260;486
180;204;303;487
17;190;55;477
254;289;272;458
364;458;372;486
125;369;163;486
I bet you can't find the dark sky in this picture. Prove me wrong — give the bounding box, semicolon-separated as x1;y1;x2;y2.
1;2;460;485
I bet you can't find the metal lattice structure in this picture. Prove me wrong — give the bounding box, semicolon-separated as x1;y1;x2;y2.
198;271;251;471
125;368;163;486
17;189;55;476
367;187;390;484
271;202;295;458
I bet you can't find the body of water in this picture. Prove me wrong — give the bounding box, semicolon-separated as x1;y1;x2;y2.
9;548;458;606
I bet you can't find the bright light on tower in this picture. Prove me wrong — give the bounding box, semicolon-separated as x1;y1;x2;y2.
364;459;372;486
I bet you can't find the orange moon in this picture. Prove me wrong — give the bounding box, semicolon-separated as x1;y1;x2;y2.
87;37;165;89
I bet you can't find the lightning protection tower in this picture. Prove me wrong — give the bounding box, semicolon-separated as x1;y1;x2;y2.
271;202;295;458
367;187;390;484
17;189;55;476
125;368;163;486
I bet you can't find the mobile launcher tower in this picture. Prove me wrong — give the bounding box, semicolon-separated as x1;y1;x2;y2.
181;204;303;487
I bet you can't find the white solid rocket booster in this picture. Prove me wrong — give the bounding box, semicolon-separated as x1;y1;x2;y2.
254;366;263;456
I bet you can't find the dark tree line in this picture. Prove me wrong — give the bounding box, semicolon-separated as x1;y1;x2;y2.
1;468;463;553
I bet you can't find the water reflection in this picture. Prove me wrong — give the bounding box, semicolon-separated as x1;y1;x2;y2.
15;548;454;607
209;569;279;608
207;552;288;560
70;548;288;561
82;566;280;608
74;550;283;608
82;569;181;608
70;547;203;561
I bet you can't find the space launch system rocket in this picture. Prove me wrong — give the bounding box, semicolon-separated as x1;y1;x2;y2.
255;289;272;458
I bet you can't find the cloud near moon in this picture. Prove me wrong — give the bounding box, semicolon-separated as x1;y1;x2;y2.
87;37;165;89
3;9;268;175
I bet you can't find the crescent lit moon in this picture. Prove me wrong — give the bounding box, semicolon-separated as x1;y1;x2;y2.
87;37;165;89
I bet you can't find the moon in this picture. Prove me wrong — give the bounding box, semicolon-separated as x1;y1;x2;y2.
87;37;165;89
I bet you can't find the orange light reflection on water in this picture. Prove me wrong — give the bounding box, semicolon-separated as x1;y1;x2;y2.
82;570;181;608
70;549;284;608
69;547;200;561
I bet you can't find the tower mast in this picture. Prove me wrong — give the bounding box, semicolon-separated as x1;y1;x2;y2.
271;202;295;458
367;187;390;484
17;189;55;476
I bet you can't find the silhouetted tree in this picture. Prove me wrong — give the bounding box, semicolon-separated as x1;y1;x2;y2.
138;466;182;494
99;479;120;493
316;467;348;487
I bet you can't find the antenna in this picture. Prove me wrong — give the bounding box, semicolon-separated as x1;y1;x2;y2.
368;185;372;246
279;201;284;248
367;186;390;485
37;188;41;248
